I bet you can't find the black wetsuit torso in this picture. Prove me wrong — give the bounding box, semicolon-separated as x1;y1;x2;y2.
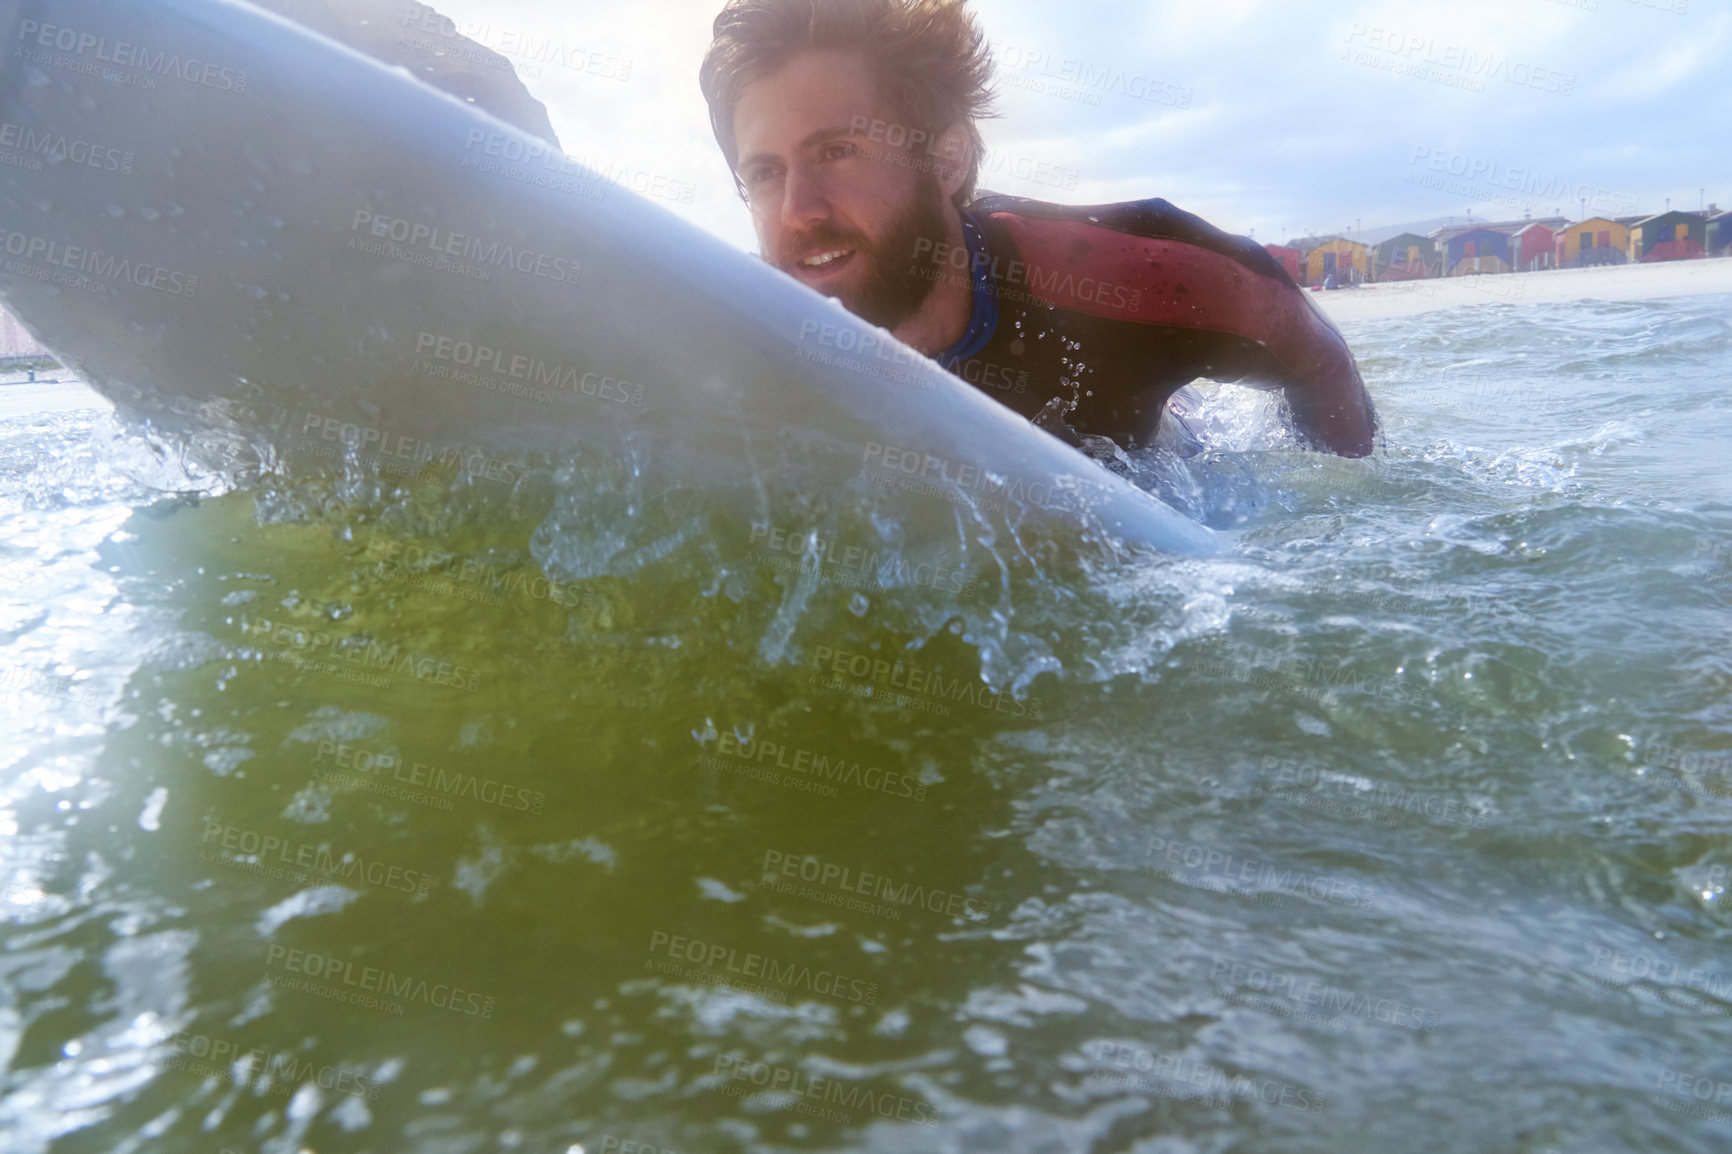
930;194;1373;453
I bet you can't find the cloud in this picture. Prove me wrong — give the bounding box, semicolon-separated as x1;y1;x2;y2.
434;0;1729;249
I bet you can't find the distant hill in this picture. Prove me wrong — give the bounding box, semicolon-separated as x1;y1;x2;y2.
251;0;561;148
1351;217;1462;246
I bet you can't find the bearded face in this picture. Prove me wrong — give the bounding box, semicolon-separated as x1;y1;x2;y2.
732;50;960;332
765;169;949;330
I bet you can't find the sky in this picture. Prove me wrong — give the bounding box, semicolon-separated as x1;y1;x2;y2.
428;0;1731;252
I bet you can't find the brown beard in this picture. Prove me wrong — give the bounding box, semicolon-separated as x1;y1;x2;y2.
775;173;951;331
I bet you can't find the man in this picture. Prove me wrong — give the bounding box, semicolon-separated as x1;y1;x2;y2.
700;0;1377;457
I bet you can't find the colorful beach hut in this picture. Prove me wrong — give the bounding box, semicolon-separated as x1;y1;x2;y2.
1511;223;1556;272
1371;233;1437;281
1286;237;1324;286
1632;211;1707;262
1709;212;1732;257
1444;228;1511;276
1263;244;1303;284
1555;218;1629;268
1304;238;1368;286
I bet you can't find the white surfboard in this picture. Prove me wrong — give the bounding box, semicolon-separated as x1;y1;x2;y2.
0;0;1218;559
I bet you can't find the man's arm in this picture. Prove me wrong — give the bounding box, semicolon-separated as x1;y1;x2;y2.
1264;291;1378;458
976;195;1379;457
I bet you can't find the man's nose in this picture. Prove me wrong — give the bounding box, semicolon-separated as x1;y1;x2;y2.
780;164;831;230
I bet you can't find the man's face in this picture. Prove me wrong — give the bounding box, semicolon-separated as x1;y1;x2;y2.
732;50;952;330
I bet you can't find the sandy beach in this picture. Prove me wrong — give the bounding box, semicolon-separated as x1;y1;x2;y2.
1313;256;1732;323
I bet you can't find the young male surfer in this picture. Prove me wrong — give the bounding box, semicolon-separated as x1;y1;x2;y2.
700;0;1377;456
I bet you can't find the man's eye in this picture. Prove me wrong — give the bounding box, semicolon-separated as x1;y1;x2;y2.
743;165;780;185
820;141;859;162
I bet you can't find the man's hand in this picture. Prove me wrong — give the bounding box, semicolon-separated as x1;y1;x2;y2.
1276;288;1378;458
1286;360;1378;458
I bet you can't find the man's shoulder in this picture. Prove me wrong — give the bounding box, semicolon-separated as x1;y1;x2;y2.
969;192;1293;286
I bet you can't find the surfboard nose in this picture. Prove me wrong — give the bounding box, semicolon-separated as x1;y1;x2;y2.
0;0;222;386
0;0;1219;561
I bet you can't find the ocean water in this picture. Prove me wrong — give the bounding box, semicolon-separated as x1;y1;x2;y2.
1;291;1730;1154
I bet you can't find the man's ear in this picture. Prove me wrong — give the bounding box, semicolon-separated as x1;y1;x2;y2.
932;123;971;201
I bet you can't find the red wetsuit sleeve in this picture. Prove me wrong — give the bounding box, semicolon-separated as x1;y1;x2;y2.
987;212;1377;457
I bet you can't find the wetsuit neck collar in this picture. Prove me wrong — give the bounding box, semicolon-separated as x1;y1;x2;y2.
934;208;998;370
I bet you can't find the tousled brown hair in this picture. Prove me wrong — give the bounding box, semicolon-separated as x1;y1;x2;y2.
699;0;995;208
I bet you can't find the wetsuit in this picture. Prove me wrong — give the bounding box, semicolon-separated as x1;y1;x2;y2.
929;194;1377;457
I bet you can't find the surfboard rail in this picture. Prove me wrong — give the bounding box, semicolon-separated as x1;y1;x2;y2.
0;0;1219;559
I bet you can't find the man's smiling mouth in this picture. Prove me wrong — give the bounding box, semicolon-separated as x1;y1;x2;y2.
798;247;854;271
